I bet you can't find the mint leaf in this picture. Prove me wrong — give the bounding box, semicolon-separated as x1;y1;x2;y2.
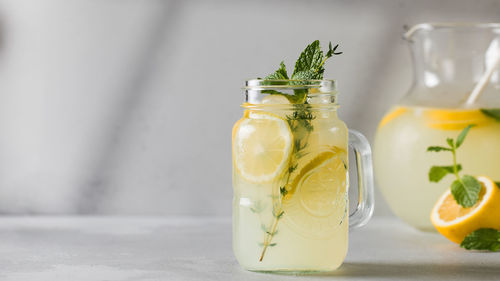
291;70;321;80
495;181;500;190
455;124;475;148
429;165;462;182
446;138;455;148
451;175;482;208
266;61;289;80
427;146;452;152
259;41;342;113
261;61;294;102
480;108;500;122
461;228;500;251
262;41;341;105
292;40;323;77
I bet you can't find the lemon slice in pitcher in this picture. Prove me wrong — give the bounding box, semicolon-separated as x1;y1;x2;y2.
233;112;293;183
424;108;492;130
283;147;348;238
378;106;409;129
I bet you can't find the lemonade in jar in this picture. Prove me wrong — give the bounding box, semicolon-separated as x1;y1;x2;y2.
232;41;374;272
374;23;500;231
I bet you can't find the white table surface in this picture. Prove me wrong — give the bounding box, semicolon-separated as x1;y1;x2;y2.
0;216;498;281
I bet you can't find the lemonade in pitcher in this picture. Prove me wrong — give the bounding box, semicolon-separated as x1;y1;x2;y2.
375;106;500;230
232;41;374;272
374;23;500;230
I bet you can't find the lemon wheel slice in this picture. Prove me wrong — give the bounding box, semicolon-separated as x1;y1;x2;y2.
232;112;293;183
424;108;492;130
282;147;348;238
431;176;500;243
378;106;409;129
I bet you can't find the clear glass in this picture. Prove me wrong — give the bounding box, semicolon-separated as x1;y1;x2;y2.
232;79;374;272
374;23;500;231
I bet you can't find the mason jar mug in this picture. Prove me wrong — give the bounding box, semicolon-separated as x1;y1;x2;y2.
232;79;375;272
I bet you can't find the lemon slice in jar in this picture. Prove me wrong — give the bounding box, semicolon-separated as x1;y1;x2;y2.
232;111;293;183
282;147;348;238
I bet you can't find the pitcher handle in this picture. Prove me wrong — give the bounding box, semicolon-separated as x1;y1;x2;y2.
348;129;375;229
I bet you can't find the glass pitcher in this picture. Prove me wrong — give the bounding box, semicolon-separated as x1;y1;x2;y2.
374;23;500;231
232;79;374;272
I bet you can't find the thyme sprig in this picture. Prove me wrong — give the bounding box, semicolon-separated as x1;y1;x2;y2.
257;40;341;262
259;105;315;261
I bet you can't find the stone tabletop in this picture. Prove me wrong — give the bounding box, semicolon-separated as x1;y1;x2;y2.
0;216;498;281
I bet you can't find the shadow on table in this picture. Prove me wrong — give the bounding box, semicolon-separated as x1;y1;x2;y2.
314;261;500;280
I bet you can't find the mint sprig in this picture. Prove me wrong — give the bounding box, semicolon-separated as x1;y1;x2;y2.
461;228;500;251
427;124;482;208
264;40;341;104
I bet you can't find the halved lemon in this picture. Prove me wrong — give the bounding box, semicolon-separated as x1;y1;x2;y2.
431;176;500;244
424;108;492;130
232;111;293;183
282;147;348;238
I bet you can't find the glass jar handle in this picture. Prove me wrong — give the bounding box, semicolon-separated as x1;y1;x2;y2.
348;129;375;229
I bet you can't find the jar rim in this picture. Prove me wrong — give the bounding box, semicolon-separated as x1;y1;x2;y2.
404;22;500;40
244;79;336;90
241;103;339;111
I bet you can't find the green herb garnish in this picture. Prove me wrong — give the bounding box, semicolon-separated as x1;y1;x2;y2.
266;61;289;80
263;41;341;104
427;124;482;208
480;108;500;122
258;40;341;262
461;228;500;251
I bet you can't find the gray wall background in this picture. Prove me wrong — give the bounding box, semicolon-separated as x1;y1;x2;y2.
0;0;499;216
